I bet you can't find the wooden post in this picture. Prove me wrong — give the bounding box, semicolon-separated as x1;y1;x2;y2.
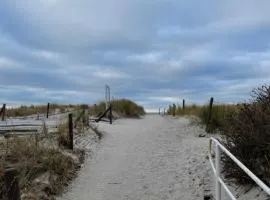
183;99;185;113
172;104;176;116
206;97;214;133
109;104;112;124
46;103;50;118
68;114;73;150
4;167;21;200
94;104;97;115
2;104;6;121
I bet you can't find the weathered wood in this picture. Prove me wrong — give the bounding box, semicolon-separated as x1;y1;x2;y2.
172;104;176;116
0;129;38;133
183;99;185;113
46;103;50;118
206;97;214;133
109;104;112;124
95;105;111;123
0;124;41;127
4;167;21;200
68;114;73;150
2;104;6;121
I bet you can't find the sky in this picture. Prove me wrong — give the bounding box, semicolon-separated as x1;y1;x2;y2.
0;0;270;112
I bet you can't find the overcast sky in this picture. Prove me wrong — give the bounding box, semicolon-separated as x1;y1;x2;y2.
0;1;270;112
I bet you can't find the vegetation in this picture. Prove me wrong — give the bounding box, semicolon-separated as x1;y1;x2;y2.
167;85;270;186
6;104;75;117
167;102;238;132
89;99;145;118
0;106;91;199
222;86;270;185
0;134;83;199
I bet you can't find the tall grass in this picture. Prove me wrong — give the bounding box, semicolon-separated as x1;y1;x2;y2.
167;103;238;132
6;104;75;117
167;85;270;186
89;99;145;118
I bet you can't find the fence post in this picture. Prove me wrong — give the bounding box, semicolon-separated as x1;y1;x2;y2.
46;103;50;118
4;167;21;200
172;104;176;117
68;114;73;150
215;144;221;200
206;97;214;133
182;99;185;114
109;104;112;124
2;104;6;121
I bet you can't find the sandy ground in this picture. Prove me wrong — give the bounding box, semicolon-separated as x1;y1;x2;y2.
2;114;268;199
58;115;214;200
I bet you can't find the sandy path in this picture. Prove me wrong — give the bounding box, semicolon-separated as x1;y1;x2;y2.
59;115;212;200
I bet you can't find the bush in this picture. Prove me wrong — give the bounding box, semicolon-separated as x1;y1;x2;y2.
222;85;270;185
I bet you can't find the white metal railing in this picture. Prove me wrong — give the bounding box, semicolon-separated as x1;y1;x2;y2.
209;137;270;200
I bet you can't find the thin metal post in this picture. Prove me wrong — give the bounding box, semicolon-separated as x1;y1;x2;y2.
215;144;221;200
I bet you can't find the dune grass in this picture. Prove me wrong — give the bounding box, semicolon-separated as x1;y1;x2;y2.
167;85;270;186
167;103;238;132
89;99;145;118
6;104;75;117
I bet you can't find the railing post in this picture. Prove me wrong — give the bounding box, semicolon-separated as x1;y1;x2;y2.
68;114;73;150
215;143;221;200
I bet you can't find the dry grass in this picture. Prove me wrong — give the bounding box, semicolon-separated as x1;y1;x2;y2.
0;108;90;199
6;104;78;118
167;103;238;132
57;122;70;148
0;135;81;198
89;99;145;118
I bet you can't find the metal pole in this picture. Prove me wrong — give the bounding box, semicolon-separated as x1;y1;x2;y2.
215;144;221;200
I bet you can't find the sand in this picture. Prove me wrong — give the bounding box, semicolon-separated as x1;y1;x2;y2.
58;115;214;200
